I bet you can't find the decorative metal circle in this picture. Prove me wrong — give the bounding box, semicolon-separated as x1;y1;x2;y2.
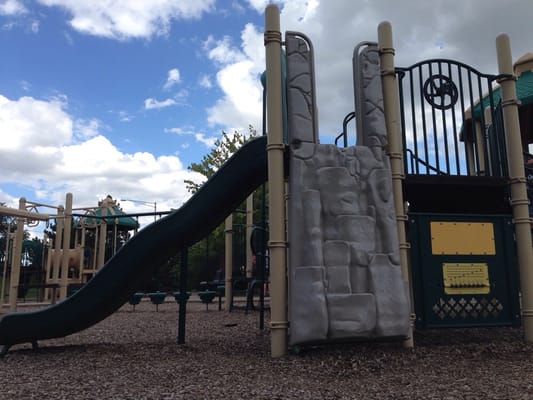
423;74;459;110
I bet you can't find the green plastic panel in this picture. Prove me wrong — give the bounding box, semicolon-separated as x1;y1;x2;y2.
409;213;521;329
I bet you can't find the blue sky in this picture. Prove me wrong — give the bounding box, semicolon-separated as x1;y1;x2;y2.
1;0;532;228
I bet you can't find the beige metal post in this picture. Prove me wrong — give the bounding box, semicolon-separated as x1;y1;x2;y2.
265;4;288;357
59;193;73;299
0;223;11;312
52;207;64;283
80;226;86;280
496;34;533;342
97;221;107;269
378;21;414;348
484;107;494;176
224;214;233;311
246;194;254;278
474;120;487;175
8;198;26;311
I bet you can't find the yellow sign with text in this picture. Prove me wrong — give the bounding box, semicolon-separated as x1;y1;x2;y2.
442;263;490;294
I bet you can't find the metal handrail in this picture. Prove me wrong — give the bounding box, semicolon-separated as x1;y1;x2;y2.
334;111;356;147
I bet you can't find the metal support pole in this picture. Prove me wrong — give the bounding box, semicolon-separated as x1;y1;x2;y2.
60;193;73;299
496;34;533;342
8;198;26;312
177;247;188;345
378;21;414;348
224;214;233;311
265;4;288;357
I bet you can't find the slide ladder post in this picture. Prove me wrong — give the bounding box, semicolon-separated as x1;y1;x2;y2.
8;198;26;312
496;34;533;342
265;4;288;358
377;22;414;347
59;193;73;299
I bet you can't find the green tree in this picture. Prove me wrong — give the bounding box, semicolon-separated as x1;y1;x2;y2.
183;126;259;287
184;126;257;193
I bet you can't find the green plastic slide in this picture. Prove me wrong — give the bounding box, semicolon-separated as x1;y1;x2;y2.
0;136;268;353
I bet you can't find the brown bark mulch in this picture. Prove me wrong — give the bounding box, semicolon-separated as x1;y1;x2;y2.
1;299;532;400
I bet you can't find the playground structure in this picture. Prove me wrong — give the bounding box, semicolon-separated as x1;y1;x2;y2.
0;4;532;358
259;5;531;355
0;194;139;312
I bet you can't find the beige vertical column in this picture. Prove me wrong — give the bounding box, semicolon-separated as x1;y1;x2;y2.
80;226;86;280
224;214;233;311
44;232;53;300
265;4;288;357
484;107;494;176
474;120;487;175
97;221;107;269
1;223;11;312
52;206;64;281
378;21;414;348
59;193;73;299
92;225;99;269
8;198;26;311
496;34;533;342
245;194;254;278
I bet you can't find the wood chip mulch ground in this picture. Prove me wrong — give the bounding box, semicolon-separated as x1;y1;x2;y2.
1;298;532;400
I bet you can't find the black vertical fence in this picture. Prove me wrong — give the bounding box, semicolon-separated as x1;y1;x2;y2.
395;59;508;178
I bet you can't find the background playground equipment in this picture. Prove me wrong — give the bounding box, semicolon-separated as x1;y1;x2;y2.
0;200;49;312
128;292;144;311
147;291;167;312
1;194;140;312
1;4;532;358
172;291;191;304
197;290;217;310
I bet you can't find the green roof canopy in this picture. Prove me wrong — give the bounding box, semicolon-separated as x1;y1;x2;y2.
81;196;139;229
472;70;533;118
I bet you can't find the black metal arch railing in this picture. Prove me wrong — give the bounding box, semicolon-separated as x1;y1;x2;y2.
395;58;508;178
334;111;355;147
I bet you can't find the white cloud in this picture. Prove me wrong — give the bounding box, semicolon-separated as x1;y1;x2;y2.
36;0;216;40
163;68;181;90
204;35;245;65
197;0;533;143
165;126;217;147
243;0;270;13
144;97;176;110
249;0;533;138
198;74;212;89
0;93;199;218
18;80;31;91
194;133;217;147
0;0;27;15
116;110;133;122
30;19;39;33
0;95;72;150
74;118;102;140
203;23;263;130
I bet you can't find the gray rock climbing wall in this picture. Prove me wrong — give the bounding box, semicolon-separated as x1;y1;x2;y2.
286;35;410;345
